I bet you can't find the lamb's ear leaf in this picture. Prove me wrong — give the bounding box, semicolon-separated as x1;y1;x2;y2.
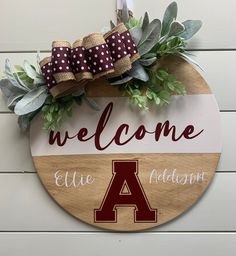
23;60;38;80
142;12;149;31
18;110;40;131
139;57;157;66
179;20;202;40
178;52;203;71
127;61;149;82
129;26;143;45
18;115;31;131
36;51;42;72
110;76;133;85
33;76;45;86
0;79;25;97
5;59;29;92
142;52;157;59
14;86;48;115
7;94;24;110
0;78;26;110
168;21;185;37
14;65;24;72
72;85;85;97
138;20;161;56
84;96;101;111
122;0;129;23
139;19;161;46
161;1;178;36
110;20;116;29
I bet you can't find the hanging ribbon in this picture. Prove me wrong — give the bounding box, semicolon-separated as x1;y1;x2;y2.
40;23;139;98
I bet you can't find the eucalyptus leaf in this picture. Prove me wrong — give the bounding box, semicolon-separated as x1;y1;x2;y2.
139;57;157;66
159;90;171;104
110;76;133;85
127;61;149;82
161;1;178;36
146;90;153;100
168;21;185;37
154;96;161;105
14;86;48;115
139;19;161;46
179;20;202;40
129;26;142;45
5;59;29;92
142;12;149;31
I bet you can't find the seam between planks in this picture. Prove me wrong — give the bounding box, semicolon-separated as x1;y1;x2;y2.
0;171;234;174
1;231;236;234
1;49;236;53
0;110;236;115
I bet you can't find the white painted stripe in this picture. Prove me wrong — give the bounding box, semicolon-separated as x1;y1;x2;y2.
30;95;222;156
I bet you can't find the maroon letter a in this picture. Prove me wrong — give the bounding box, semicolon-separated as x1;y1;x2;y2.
94;160;157;223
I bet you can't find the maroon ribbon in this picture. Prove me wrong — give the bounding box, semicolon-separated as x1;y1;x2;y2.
40;23;139;97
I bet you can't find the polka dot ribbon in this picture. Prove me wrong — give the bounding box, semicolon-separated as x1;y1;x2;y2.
40;23;140;98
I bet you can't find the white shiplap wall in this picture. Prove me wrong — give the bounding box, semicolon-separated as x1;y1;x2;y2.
1;0;236;255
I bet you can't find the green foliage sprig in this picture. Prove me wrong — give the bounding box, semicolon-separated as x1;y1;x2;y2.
146;69;186;105
41;95;83;131
116;68;186;111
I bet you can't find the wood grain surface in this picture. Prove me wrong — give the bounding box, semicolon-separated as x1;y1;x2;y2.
34;153;219;231
31;56;221;231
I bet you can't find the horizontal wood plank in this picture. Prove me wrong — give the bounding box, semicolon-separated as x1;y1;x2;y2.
0;232;236;256
0;51;235;111
0;112;233;173
0;0;234;249
0;173;236;231
0;0;236;50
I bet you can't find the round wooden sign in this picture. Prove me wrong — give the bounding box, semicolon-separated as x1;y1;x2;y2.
30;56;222;231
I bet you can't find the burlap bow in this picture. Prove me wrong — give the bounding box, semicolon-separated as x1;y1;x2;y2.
40;23;139;98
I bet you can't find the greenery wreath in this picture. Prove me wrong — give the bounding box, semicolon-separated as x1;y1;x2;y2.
0;1;202;131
